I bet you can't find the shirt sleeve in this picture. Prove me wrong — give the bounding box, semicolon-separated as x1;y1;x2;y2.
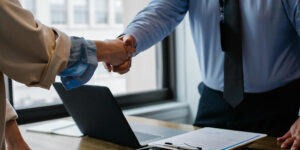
59;37;98;90
282;0;300;36
123;0;188;54
273;1;300;116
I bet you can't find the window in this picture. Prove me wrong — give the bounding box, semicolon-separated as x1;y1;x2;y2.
20;0;36;15
10;0;176;124
94;0;109;24
12;80;61;109
113;0;122;24
50;0;67;25
73;0;89;24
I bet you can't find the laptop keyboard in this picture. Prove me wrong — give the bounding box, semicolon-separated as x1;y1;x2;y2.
134;131;162;142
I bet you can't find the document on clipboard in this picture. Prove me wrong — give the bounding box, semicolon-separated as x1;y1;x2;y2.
148;127;267;150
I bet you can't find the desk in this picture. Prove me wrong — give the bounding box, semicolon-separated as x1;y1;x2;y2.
20;116;285;150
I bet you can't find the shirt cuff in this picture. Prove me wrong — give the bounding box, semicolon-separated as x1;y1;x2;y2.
6;99;17;122
59;37;98;90
298;108;300;116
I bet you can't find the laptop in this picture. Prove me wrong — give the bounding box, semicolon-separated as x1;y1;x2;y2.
53;83;186;148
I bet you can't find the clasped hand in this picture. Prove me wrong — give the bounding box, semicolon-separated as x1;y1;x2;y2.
95;34;136;74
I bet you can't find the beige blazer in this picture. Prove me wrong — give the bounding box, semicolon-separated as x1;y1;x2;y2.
0;0;71;148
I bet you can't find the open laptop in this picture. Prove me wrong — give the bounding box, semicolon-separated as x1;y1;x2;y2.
53;83;186;148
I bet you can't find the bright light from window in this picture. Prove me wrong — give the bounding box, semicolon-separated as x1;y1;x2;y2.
73;0;89;24
50;0;67;25
13;0;160;109
94;0;109;24
20;0;36;15
114;0;122;24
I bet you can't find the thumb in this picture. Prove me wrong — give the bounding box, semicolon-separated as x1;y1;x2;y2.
123;34;135;48
103;62;112;72
122;34;136;56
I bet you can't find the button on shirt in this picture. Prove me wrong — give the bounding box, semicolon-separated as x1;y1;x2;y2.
123;0;300;94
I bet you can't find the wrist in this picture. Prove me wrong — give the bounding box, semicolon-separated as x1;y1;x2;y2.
6;140;30;150
94;40;107;62
5;121;20;141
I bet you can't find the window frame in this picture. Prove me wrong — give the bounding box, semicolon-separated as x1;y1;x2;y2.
48;0;123;29
9;33;177;124
49;0;69;26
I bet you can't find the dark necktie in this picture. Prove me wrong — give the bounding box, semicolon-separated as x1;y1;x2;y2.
219;0;244;107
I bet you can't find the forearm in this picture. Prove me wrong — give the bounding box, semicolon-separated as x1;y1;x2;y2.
5;120;30;150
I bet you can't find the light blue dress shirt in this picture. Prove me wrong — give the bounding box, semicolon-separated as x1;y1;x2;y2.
59;37;98;90
123;0;300;114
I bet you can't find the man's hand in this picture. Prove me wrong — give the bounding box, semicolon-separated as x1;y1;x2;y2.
113;58;132;74
5;120;31;150
103;34;136;74
278;117;300;150
95;38;135;66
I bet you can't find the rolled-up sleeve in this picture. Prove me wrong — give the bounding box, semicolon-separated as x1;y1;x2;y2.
59;37;98;90
0;0;71;89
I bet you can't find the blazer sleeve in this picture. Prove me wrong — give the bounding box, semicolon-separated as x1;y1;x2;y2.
0;0;71;89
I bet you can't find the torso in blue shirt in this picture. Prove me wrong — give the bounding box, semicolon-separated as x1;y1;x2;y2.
124;0;300;93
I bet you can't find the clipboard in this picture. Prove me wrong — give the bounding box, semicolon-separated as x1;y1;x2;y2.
147;127;267;150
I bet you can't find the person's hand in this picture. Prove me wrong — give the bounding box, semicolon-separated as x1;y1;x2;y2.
103;34;136;74
112;58;132;74
95;38;135;66
5;120;31;150
277;117;300;150
119;34;137;56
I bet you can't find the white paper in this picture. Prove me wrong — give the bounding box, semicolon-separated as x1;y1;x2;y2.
149;127;267;150
27;120;83;137
53;125;83;137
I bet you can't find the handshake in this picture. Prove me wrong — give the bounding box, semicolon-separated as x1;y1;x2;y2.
95;34;136;74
